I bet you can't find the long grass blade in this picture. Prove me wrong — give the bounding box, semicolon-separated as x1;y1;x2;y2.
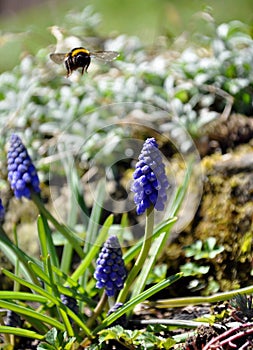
0;227;40;285
71;214;114;282
0;326;44;340
93;273;183;333
0;300;64;330
0;291;47;303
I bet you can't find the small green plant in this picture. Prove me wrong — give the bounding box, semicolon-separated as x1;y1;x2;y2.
183;237;224;260
180;238;224;293
37;328;76;350
96;325;176;350
180;262;210;277
230;294;253;321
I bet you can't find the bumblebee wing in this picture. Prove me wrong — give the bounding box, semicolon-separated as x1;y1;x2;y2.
49;53;66;64
90;51;119;62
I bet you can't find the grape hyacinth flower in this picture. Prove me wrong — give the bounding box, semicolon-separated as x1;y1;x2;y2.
5;310;22;328
107;302;127;327
0;198;5;222
94;235;127;297
131;138;169;215
60;292;79;324
60;293;79;315
7;134;40;199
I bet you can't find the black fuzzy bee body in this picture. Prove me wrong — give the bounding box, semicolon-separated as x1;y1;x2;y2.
50;46;119;77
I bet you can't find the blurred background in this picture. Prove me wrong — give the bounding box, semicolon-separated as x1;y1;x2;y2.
0;0;252;72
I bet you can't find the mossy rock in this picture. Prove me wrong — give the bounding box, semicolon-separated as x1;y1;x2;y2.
165;143;253;295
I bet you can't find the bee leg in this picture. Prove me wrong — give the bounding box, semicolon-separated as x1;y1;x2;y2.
85;61;90;73
64;60;72;77
81;64;89;75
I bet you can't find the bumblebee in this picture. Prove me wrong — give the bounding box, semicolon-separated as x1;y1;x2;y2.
50;47;119;77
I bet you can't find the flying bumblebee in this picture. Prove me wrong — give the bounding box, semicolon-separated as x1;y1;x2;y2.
50;47;119;77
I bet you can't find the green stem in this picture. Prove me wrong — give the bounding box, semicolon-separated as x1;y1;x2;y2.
148;285;253;308
60;243;73;273
31;193;85;259
38;215;59;271
117;206;155;303
13;226;20;292
86;291;108;329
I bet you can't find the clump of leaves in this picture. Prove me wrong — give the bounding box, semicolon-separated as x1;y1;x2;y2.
37;328;76;350
180;238;224;293
0;135;186;349
230;294;253;321
94;325;176;350
183;237;224;260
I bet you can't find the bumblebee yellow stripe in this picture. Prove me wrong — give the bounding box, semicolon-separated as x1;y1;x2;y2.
71;48;90;57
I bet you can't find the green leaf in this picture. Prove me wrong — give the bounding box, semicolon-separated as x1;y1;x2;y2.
99;326;140;345
0;300;64;331
44;328;58;345
2;269;60;305
71;214;114;282
28;261;94;306
83;179;106;255
174;90;189;103
29;261;51;285
31;193;85;259
60;153;88;274
37;215;59;270
160;337;176;349
1;268;90;334
184;238;224;260
45;255;75;337
98;326;176;350
0;227;40;285
241;231;252;253
0;326;44;340
37;343;56;350
146;264;167;284
64;337;77;350
79;179;106;294
0;291;47;304
94;273;183;333
180;262;210;276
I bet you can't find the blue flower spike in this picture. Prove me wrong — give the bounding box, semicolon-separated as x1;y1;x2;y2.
0;198;5;222
131;138;169;215
7;134;40;199
94;235;127;297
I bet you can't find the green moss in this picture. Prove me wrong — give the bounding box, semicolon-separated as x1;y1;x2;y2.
163;145;253;295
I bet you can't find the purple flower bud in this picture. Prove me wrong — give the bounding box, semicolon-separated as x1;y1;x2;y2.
7;134;40;199
107;302;127;327
5;310;22;328
131;138;169;215
60;290;79;324
0;198;5;222
94;236;127;297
